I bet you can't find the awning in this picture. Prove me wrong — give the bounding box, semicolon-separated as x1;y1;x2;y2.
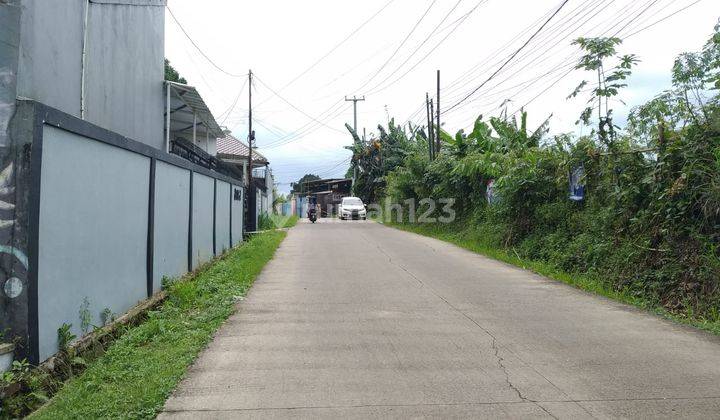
165;81;223;143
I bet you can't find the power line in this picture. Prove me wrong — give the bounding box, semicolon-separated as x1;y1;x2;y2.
624;0;703;38
363;0;475;96
354;0;438;93
444;0;571;114
259;100;347;147
253;74;346;134
611;0;661;36
277;0;397;92
443;0;612;116
441;0;604;102
218;78;248;125
402;0;584;126
260;100;350;148
252;1;484;151
166;6;245;78
505;0;697;118
436;0;648;126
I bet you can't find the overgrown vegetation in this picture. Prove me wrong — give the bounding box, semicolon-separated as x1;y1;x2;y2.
1;231;286;419
352;23;720;326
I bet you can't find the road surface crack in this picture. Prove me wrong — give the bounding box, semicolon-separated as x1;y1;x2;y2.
367;236;559;419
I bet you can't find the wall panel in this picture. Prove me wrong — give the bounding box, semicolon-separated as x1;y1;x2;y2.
231;185;244;246
153;161;190;291
37;125;149;361
215;181;230;253
191;174;214;269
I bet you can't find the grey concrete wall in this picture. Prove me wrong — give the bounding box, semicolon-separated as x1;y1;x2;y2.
16;0;84;117
191;174;214;269
215;181;230;253
231;185;243;245
84;1;165;148
0;0;21;148
153;161;190;291
15;0;165;149
38;125;149;361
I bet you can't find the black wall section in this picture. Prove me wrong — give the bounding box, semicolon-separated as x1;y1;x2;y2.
147;158;156;298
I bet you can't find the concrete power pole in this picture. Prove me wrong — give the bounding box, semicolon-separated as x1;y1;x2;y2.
429;98;435;159
246;69;258;231
247;70;254;186
344;96;365;132
345;96;365;189
426;92;434;160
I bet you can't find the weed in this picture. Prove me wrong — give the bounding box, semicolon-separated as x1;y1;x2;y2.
79;298;92;335
57;324;75;353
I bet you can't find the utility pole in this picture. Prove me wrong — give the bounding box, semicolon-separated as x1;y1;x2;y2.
344;96;365;132
245;69;259;232
345;96;365;188
425;93;434;161
429;98;435;159
436;69;441;155
247;70;254;187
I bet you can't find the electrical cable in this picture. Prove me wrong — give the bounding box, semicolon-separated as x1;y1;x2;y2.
276;0;397;92
444;0;571;114
505;0;696;118
166;6;246;78
624;0;703;38
354;0;439;93
365;0;486;96
253;74;347;134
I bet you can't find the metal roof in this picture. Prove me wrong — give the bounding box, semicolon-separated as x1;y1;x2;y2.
216;132;268;164
166;81;224;140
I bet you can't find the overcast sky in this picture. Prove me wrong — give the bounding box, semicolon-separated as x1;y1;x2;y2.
165;0;718;193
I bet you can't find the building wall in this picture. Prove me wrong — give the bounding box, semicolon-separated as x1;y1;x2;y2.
231;185;243;244
15;0;165;149
8;102;244;363
191;173;214;269
37;125;150;361
0;1;29;360
84;0;165;149
215;181;231;253
0;0;22;148
16;1;84;117
153;161;190;291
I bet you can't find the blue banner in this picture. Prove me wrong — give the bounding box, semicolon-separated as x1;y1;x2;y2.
569;165;585;201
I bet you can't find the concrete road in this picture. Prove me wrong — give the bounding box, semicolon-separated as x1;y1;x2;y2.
161;219;720;419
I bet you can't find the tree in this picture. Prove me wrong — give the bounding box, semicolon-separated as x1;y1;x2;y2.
569;37;638;148
291;174;321;194
164;59;187;84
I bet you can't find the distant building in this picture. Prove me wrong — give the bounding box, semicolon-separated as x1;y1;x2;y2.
293;178;352;217
217;133;275;227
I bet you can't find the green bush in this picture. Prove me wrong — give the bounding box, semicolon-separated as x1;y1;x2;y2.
363;24;720;322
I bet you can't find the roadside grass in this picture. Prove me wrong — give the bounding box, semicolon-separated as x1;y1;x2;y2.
385;221;720;337
259;214;298;230
30;230;287;419
276;214;299;228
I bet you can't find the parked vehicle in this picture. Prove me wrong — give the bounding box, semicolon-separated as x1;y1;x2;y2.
338;196;367;220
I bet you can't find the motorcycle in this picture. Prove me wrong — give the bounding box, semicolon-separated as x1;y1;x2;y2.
308;208;317;223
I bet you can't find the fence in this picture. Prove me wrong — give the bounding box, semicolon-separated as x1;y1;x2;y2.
5;101;244;363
